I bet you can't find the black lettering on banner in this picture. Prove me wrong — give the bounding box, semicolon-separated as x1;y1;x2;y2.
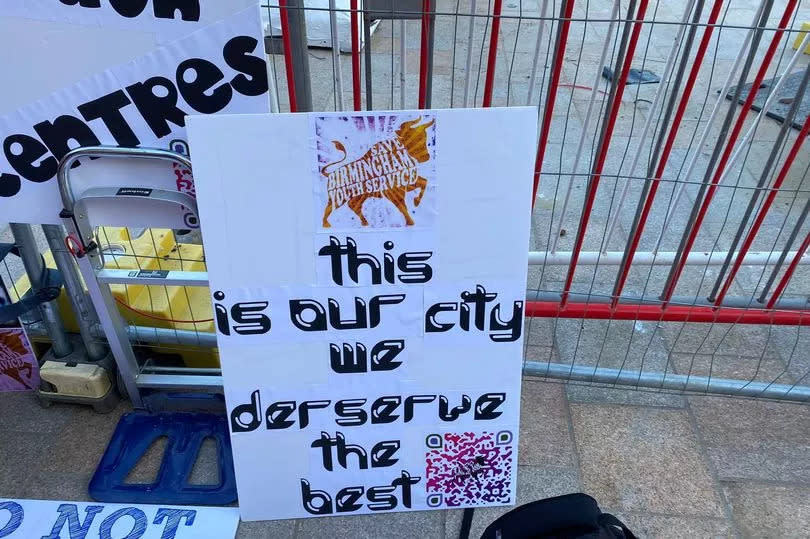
318;236;434;286
424;285;524;342
290;299;328;332
290;294;404;332
300;471;420;515
224;36;270;96
335;398;367;427
230;389;262;433
371;396;400;424
265;401;296;430
474;392;506;420
61;0;202;21
298;399;330;429
397;252;433;283
1;35;269;201
60;0;101;6
300;480;332;515
371;440;400;468
490;301;525;342
78;90;141;147
228;390;506;431
368;294;404;327
109;0;149;18
230;301;271;335
327;297;367;330
154;0;201;21
33;115;101;164
125;76;188;138
439;395;471;422
212;291;271;336
403;394;435;422
336;432;367;470
327;339;407;375
330;342;367;373
3;135;57;184
176;59;233;114
336;487;364;513
0;173;21;198
370;340;404;371
367;485;397;512
425;303;457;332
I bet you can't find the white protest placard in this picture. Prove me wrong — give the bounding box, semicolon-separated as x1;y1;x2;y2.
187;107;536;521
0;499;239;538
0;5;270;227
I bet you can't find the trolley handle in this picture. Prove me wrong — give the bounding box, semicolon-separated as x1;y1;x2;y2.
57;145;194;215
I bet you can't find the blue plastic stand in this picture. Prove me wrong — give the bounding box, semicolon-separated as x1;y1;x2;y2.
89;412;237;505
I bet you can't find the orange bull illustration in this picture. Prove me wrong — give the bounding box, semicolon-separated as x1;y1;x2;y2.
320;117;435;227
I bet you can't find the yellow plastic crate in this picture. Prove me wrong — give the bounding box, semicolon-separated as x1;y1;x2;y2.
793;22;810;54
13;228;219;368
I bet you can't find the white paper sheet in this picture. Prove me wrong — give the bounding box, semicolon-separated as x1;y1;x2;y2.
0;499;239;539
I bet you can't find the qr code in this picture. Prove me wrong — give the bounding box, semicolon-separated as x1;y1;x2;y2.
425;431;514;508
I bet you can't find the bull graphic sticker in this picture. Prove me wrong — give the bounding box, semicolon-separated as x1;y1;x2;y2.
313;112;437;230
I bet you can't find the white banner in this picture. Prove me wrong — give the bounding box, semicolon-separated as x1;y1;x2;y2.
187;107;536;521
0;6;269;226
0;1;259;115
0;499;239;538
0;1;257;41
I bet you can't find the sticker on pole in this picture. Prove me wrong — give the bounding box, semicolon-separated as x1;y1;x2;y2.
187;107;536;521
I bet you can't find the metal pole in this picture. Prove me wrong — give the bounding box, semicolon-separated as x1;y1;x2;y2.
610;0;712;305
286;0;313;112
710;64;810;303
758;195;810;304
328;0;346;110
9;223;72;358
425;0;435;108
526;290;810;311
660;0;793;303
560;0;647;305
600;0;697;253
717;32;810;187
463;0;478;107
400;19;407;109
364;13;374;109
528;250;809;266
653;2;766;254
551;0;622;253
42;224;107;360
523;361;810;402
526;0;548;106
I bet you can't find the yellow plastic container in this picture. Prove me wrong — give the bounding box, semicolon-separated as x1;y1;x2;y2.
793;22;810;54
14;228;219;368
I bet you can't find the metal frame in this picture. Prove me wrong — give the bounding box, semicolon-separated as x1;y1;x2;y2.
57;146;219;408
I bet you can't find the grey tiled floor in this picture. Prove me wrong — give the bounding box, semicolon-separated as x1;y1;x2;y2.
2;379;810;538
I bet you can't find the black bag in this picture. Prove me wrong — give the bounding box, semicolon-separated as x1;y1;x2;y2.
461;493;637;539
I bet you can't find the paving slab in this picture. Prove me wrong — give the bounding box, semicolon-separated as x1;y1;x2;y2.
724;481;810;539
518;380;577;468
689;396;810;482
570;403;726;517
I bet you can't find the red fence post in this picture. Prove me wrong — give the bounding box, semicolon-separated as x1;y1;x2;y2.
482;0;504;107
278;0;298;112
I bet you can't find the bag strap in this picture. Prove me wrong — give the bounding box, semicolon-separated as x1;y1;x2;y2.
0;243;62;324
599;513;638;539
459;508;475;539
